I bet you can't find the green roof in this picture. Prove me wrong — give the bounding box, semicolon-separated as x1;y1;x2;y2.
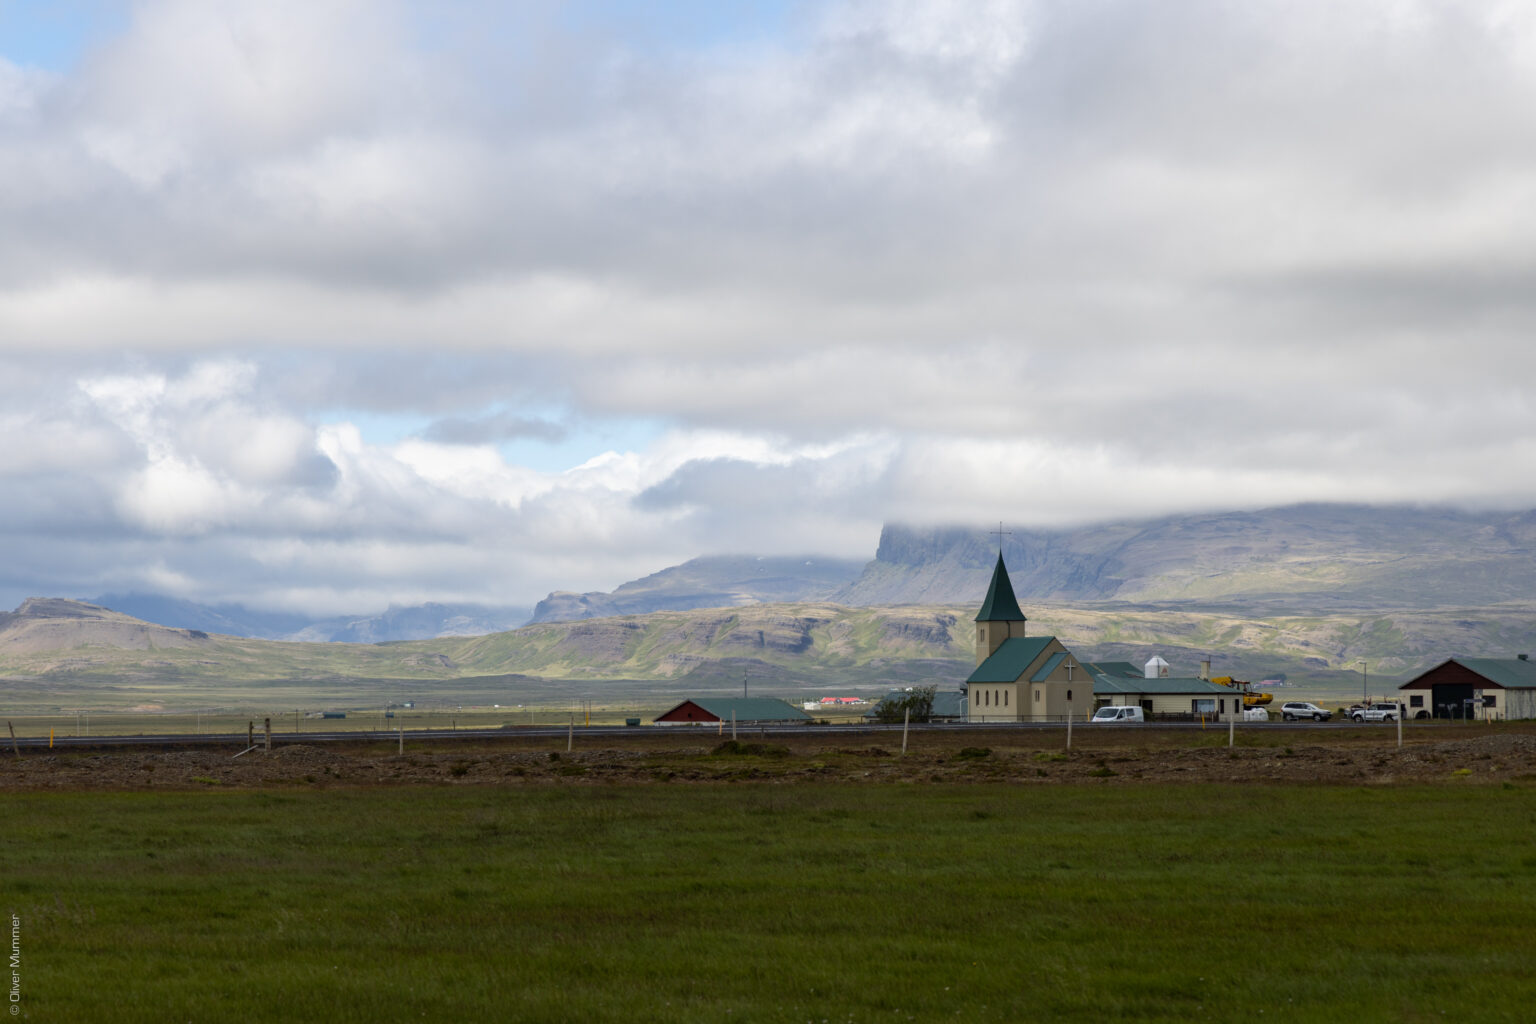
974;553;1026;623
1031;651;1068;683
666;698;812;722
968;636;1054;684
1446;658;1536;689
1093;676;1235;696
1086;661;1143;680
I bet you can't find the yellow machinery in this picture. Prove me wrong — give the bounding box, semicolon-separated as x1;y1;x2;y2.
1210;676;1274;707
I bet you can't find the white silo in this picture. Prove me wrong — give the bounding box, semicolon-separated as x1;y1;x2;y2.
1144;655;1170;679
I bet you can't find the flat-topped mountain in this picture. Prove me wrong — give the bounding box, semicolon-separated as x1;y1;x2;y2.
834;505;1536;610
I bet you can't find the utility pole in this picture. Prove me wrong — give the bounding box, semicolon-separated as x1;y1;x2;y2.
1358;661;1368;705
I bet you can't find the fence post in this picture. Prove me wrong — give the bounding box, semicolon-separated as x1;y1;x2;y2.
264;717;271;752
901;707;910;755
248;721;254;749
1066;709;1072;750
8;721;19;758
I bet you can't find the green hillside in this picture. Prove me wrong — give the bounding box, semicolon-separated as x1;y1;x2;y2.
6;597;1535;714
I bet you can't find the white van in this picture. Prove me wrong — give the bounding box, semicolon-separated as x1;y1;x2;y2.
1091;705;1145;723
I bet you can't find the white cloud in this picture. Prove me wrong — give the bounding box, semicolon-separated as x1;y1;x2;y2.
2;0;1536;613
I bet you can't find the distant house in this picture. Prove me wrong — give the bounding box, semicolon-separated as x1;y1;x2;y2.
1088;661;1244;720
1398;656;1536;720
653;698;813;726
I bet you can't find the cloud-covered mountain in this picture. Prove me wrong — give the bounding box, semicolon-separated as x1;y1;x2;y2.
836;505;1536;610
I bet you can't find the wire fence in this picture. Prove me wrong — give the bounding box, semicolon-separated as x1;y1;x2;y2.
0;706;677;740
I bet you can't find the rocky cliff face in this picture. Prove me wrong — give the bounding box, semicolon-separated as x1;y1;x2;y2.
835;505;1536;611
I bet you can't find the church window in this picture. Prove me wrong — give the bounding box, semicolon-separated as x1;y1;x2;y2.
1003;691;1008;707
1067;689;1073;701
1034;689;1041;703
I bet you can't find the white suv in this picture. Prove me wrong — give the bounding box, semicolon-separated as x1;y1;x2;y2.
1350;703;1402;722
1280;702;1333;722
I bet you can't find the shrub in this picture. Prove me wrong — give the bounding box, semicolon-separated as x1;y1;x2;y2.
711;740;790;758
871;686;937;724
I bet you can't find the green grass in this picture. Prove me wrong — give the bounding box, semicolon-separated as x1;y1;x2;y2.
6;784;1535;1022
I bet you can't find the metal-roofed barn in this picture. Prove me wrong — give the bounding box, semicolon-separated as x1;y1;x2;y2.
1397;656;1536;720
653;697;812;726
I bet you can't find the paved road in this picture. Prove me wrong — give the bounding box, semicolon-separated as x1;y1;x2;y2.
2;717;1420;753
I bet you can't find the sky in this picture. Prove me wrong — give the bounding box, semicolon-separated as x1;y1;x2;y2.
3;0;1536;615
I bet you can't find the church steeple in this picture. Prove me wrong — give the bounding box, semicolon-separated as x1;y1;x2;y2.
974;552;1026;664
975;552;1025;623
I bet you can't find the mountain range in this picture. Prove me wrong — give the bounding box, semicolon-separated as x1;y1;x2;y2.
86;594;535;644
5;503;1532;703
83;503;1536;642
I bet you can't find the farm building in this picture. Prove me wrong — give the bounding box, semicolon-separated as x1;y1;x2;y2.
1397;656;1536;720
653;697;812;726
965;554;1242;722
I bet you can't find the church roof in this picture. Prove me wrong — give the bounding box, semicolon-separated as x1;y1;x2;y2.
1031;651;1087;683
974;553;1026;623
968;636;1055;684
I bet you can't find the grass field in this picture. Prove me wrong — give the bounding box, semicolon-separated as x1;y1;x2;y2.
5;783;1534;1022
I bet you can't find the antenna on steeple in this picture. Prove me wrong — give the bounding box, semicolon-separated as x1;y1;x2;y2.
991;521;1012;555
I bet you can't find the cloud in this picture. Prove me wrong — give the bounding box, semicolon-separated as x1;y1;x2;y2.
2;0;1536;613
421;410;566;446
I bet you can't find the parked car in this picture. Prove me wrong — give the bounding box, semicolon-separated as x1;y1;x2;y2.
1349;703;1401;722
1241;706;1270;722
1091;705;1145;723
1280;701;1333;722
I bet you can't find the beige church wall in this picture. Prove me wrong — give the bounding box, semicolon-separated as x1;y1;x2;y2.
969;684;1021;723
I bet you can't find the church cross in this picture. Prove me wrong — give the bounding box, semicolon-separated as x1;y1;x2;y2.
991;522;1012;554
1065;661;1075;682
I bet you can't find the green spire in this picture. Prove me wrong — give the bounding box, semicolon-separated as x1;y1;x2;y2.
974;552;1026;623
